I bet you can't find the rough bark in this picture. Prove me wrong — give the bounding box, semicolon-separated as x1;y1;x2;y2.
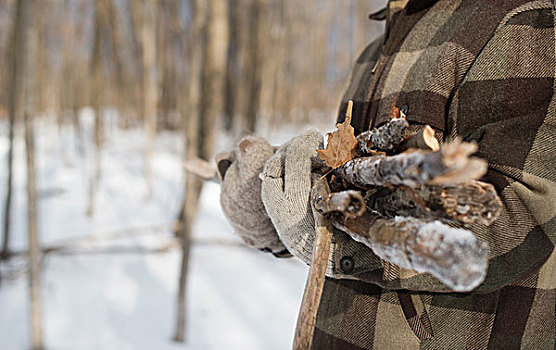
293;177;333;350
356;117;409;154
366;181;502;225
333;213;489;292
336;141;487;188
439;181;502;225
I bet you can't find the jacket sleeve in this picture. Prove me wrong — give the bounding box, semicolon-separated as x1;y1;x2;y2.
331;8;556;293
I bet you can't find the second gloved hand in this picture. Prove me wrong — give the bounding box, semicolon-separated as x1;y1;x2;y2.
218;136;290;257
260;129;327;266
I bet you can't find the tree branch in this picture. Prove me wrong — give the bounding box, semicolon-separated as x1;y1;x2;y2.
333;213;488;292
336;140;487;188
356;117;408;154
366;181;502;225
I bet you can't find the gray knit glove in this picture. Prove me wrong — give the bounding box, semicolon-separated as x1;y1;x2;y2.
218;136;291;257
260;129;326;265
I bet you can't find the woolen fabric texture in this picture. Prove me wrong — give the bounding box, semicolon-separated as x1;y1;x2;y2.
259;130;335;271
219;135;287;254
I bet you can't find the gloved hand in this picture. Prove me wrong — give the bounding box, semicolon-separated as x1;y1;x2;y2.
218;135;291;257
260;129;327;266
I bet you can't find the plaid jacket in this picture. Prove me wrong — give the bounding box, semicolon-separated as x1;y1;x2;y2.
311;0;556;349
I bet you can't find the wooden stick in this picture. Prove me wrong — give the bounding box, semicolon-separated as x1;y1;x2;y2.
366;181;502;225
399;125;440;152
337;141;487;188
333;213;489;292
292;101;354;348
292;178;333;350
440;181;502;225
313;190;365;217
345;100;353;125
356;117;409;154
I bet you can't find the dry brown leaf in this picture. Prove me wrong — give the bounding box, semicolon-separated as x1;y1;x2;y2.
317;101;358;169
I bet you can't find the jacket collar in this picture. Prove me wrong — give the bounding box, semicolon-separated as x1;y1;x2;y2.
369;0;438;21
405;0;439;14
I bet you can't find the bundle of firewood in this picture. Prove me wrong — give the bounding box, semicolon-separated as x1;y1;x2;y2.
313;101;502;291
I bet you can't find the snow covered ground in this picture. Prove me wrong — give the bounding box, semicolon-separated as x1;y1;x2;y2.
0;109;336;350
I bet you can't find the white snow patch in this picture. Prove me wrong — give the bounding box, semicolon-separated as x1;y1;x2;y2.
0;117;308;350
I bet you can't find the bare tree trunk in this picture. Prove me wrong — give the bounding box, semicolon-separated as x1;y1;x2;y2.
223;0;239;131
174;0;228;342
107;0;126;113
280;2;293;124
243;0;264;133
268;0;286;123
1;0;25;260
34;1;48;118
159;0;182;130
141;0;159;201
172;0;208;341
87;0;109;216
26;107;43;350
72;0;89;155
200;0;228;156
21;0;43;348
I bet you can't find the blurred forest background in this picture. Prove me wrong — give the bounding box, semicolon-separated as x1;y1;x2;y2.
0;0;383;349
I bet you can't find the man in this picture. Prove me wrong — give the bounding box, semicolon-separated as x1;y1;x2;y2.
219;0;556;348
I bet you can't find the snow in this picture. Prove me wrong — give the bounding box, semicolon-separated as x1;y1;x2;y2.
0;109;335;349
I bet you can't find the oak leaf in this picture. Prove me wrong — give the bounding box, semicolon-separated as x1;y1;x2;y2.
316;118;358;169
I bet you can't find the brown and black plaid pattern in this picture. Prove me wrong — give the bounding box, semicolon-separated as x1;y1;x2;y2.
311;0;556;348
